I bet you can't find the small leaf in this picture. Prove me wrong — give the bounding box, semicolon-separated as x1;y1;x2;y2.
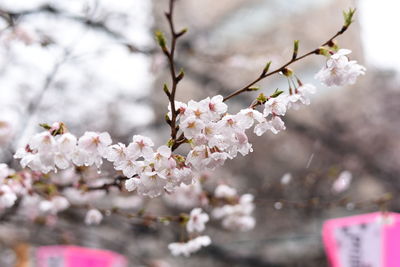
247;86;260;91
262;61;272;76
177;28;188;37
165;114;171;125
343;8;356;28
292;40;299;60
155;31;167;49
176;69;185;81
167;139;175;148
39;123;51;130
163;83;170;96
270;89;284;98
256;93;267;103
317;47;330;56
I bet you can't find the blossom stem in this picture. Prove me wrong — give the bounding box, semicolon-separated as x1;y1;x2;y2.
163;0;186;147
222;21;353;102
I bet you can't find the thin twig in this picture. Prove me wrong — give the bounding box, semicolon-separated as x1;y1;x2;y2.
162;0;186;147
222;26;350;102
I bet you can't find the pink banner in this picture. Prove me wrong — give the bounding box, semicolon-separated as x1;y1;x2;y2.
36;245;127;267
322;212;400;267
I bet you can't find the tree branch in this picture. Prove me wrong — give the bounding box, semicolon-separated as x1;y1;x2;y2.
160;0;187;148
222;23;352;102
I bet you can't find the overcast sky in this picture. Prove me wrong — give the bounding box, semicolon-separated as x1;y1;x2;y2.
359;0;400;71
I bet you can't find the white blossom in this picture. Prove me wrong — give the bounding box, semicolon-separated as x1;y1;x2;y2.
85;209;103;225
168;235;211;257
0;163;14;182
237;109;264;129
269;116;286;134
215;184;237;198
136;171;167;198
125;177;141;192
75;131;112;168
0;184;17;210
187;208;209;233
280;173;292;185
294;83;316;106
315;49;366;87
181;116;205;139
39;196;70;214
105;143;128;165
212;193;256;232
0;119;14;145
263;95;288;117
127;135;154;160
332;170;352;193
164;182;204;209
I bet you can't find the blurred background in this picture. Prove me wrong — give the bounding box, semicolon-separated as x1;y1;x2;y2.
0;0;399;266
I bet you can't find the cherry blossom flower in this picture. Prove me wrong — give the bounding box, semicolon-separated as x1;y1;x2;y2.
269;116;286;134
254;121;272;136
263;95;288;117
180;116;205;139
125;177;141;192
164;182;205;209
168;235;211;257
212;193;256;232
127;135;154;160
280;173;292;185
332;170;352;193
0;184;17;210
168;101;188;121
105;143;128;165
78;132;111;155
187;99;213;122
136;171;167;198
214;184;237;199
315;49;366;87
39;196;70;214
75;131;112;168
85;209;103;225
237;109;265;129
208;95;228;115
0;119;14;145
186;208;209;233
295;83;316;105
0;163;14;182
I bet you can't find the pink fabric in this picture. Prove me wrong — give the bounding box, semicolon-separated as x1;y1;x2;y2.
36;245;127;267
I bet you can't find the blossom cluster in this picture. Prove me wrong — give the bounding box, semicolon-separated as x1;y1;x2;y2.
13;48;364;201
0;163;72;217
212;184;256;232
315;49;366;87
6;48;366;257
168;207;211;257
107;137;194;198
0;164;18;210
168;235;211;257
14;129;111;173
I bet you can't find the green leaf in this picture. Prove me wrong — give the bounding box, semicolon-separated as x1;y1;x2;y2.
155;31;167;48
163;83;170;96
262;61;272;76
39;123;51;130
270;89;284;98
247;86;260;91
256;93;267;103
343;8;356;28
176;69;185;81
292;40;299;60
